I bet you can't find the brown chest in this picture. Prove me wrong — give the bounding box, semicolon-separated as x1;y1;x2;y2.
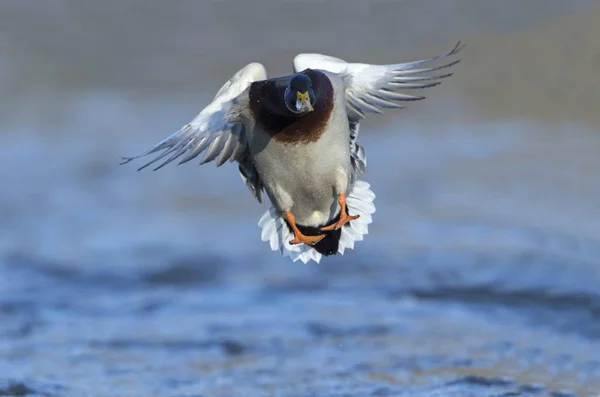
248;70;334;144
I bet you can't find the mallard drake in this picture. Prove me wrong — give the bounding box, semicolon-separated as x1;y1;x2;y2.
122;42;462;263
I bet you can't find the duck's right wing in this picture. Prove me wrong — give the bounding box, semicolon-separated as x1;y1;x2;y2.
121;62;268;203
293;42;462;176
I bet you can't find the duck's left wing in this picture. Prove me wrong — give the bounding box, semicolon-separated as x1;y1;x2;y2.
121;62;268;202
293;42;462;174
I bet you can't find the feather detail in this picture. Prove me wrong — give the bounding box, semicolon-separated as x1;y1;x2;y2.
258;180;376;264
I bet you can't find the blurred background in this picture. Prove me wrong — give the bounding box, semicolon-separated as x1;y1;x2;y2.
1;1;600;396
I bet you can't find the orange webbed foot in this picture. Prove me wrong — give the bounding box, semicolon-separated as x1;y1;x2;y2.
289;233;326;246
285;210;325;246
320;193;360;231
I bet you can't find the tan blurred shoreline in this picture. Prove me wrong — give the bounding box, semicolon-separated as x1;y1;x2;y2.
1;1;599;126
449;0;600;125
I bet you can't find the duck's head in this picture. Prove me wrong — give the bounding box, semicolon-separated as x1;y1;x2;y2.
284;74;315;115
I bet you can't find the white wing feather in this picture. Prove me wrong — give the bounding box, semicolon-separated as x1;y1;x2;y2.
121;62;267;171
293;42;462;176
293;42;461;120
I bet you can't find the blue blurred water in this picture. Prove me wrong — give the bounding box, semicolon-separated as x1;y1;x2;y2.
2;94;600;396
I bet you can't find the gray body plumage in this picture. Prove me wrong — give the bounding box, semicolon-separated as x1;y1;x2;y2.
239;72;352;227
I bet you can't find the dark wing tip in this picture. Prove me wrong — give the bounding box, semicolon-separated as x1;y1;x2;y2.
120;156;149;172
450;41;465;56
119;155;153;171
119;157;134;166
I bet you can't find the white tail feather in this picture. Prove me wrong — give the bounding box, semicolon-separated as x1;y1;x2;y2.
258;180;376;264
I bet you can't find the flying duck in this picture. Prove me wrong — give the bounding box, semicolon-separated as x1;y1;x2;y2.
122;42;462;263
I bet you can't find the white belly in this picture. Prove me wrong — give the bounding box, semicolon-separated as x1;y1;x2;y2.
250;121;351;227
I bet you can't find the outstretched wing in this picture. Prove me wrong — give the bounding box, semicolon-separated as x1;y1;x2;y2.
121;62;268;202
293;42;462;175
